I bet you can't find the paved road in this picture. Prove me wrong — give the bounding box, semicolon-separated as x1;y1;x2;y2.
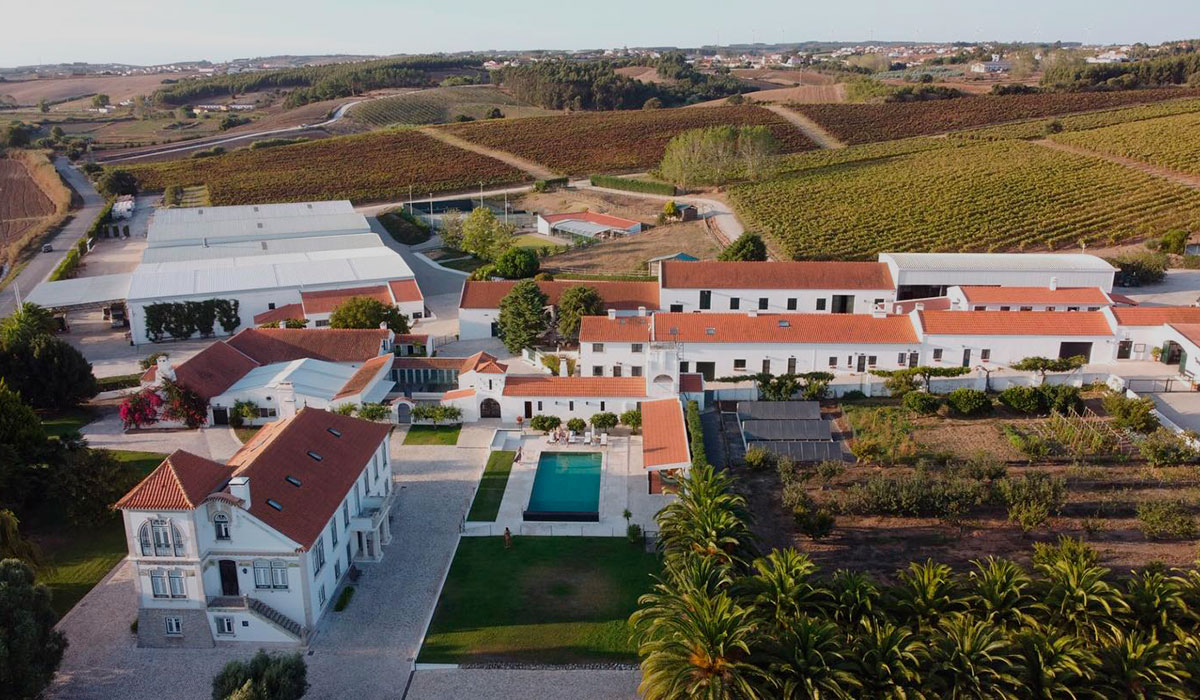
0;157;105;317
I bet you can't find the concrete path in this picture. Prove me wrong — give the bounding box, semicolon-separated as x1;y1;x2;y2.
419;126;557;180
762;103;846;149
1123;269;1200;307
50;427;489;699
1;157;105;317
81;409;242;461
407;669;641;700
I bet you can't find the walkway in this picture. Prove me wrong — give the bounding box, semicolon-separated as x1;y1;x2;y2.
419;126;557;180
1034;138;1200;191
81;409;243;461
762;103;846;149
407;668;641;699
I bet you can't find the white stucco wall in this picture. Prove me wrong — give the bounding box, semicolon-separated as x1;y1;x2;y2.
659;287;894;315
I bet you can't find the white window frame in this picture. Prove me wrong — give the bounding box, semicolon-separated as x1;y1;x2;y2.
213;513;230;541
165;616;182;636
168;570;186;598
150;570;168;598
216;616;235;636
271;561;289;589
254;560;272;589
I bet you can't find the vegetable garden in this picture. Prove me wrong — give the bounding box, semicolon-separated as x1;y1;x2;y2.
120;130;528;205
440;105;817;175
1051;111;1200;177
791;87;1200;144
730;139;1200;259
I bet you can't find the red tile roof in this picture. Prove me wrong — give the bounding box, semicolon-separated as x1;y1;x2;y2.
541;211;640;229
332;355;393;400
679;373;704;393
1170;323;1200;347
114;450;231;511
660;260;894;290
652;313;918;344
461;351;508;374
173;342;261;400
919;310;1114;336
225;408;392;549
253;303;305;325
226;328;389;364
388;279;423;303
502;376;647;398
1112;307;1200;326
442;387;476;400
460;280;659;311
641;398;690;470
579;315;651;343
300;285;393;314
394;334;429;344
957;286;1111;305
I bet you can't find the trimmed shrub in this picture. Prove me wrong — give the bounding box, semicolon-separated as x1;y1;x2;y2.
1138;428;1198;467
1104;392;1160;433
567;417;587;433
686;400;707;468
333;586;355;612
902;391;941;415
590;174;676;196
1040;384;1083;414
744;447;774;471
1003;425;1054;460
999;385;1044;415
619;409;642;432
590;411;618;431
529;414;561;432
946;388;993;417
1137;502;1198;540
794;499;836;540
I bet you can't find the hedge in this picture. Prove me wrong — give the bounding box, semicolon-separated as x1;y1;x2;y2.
378;209;432;245
533;177;568;191
144;299;240;341
686;399;706;468
49;201;114;281
97;373;143;392
590;174;676;196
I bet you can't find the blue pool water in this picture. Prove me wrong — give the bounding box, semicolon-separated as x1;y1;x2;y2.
525;452;602;520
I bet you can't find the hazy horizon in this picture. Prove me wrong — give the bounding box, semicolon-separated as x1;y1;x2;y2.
4;0;1198;68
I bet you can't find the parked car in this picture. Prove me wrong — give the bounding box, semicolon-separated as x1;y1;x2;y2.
41;243;52;253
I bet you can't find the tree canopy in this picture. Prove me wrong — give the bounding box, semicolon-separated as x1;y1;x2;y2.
492;247;539;279
0;304;97;411
96;169;138;198
327;296;410;335
0;559;67;700
497;280;549;354
460;207;515;262
211;649;308;700
556;285;605;340
718;233;768;262
658;125;780;188
1011;355;1088;379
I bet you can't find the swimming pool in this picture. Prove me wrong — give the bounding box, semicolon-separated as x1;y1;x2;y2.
524;452;602;522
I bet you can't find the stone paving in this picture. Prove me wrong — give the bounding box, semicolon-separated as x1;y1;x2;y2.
49;427;489;699
406;668;642;699
82;409;243;462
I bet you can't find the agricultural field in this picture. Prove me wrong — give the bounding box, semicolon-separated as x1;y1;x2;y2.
953;97;1200;141
56;115;227;149
119;130;527;205
1051;111;1200;177
792;87;1200;144
774;136;956;175
441;105;817;175
0;73;198;106
0;150;71;263
730;139;1200;259
541;220;722;275
734;398;1200;575
689;84;846;107
348;86;559;128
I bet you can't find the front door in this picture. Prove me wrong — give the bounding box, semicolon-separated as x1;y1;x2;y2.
855;355;866;372
490;321;500;337
212;408;229;426
962;349;971;368
524;401;533;419
218;559;239;596
831;295;855;314
1117;340;1133;360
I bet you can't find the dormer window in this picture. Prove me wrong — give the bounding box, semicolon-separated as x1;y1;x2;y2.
213;513;230;541
267;499;283;511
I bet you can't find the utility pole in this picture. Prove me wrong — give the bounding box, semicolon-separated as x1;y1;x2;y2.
504;191;509;225
479;182;484;210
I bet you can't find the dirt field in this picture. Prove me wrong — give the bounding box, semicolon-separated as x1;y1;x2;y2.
613;66;675;84
0;73;200;105
0;157;56;245
515;188;674;224
731;69;838;86
541;220;722;275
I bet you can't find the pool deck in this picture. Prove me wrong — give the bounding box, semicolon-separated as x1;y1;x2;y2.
463;432;672;537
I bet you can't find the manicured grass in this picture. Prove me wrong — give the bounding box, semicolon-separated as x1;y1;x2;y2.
403;424;462;445
234;426;262;444
40;407;98;438
96;372;143;392
466;450;516;522
439;255;486;273
419;537;660;664
514;234;565;251
34;450;166;618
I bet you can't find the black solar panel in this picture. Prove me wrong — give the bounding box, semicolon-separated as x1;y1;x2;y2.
736;401;822;421
741;419;833;442
747;441;846;462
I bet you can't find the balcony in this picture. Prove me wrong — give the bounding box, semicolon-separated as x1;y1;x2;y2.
349;490;395;533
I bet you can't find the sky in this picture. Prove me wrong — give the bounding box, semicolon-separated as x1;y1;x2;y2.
4;0;1199;67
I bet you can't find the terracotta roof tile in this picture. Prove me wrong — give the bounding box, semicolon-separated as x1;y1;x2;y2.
661;260;894;290
502;376;647;398
442;387;476;400
461;351;508;374
253;303;305;325
332;355;393;400
1170;323;1200;347
226;328;389;364
652;313;918;344
114;450;231;511
173;342;261;400
388;279;423;303
300;285;393;314
1113;307;1200;326
919;310;1114;336
641;398;690;470
460;280;659;311
225;408;391;549
579;315;651;343
541;211;641;229
957;286;1111;305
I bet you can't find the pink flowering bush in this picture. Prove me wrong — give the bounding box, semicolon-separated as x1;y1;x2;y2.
119;388;164;429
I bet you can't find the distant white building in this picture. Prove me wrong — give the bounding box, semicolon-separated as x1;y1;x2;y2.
112;195;135;220
536;211;642;239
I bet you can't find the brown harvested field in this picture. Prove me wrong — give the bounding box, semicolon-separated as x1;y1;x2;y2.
0;150;71;263
731;69;838;86
541;221;722;275
0;73;200;105
441;105;817;175
732;400;1200;577
689;84;846;107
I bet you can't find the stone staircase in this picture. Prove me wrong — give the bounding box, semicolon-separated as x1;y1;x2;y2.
247;597;306;641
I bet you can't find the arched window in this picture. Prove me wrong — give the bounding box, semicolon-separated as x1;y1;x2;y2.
138;522;152;556
171;523;185;557
213;513;230;541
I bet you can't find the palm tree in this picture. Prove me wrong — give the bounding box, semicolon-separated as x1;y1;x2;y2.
1037;557;1130;644
0;509;40;565
1173;632;1200;697
928;613;1019;699
657;464;757;565
828;569;881;630
1125;568;1188;640
889;559;963;633
634;587;767;700
966;557;1042;630
745;549;826;631
765;614;860;699
852;619;928;699
1010;626;1098;700
1094;629;1189;699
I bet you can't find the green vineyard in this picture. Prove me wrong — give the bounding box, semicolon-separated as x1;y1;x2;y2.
954;98;1200;141
1051;111;1200;177
730;140;1200;260
348;86;559;127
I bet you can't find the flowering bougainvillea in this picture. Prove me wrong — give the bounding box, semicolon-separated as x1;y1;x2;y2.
160;379;208;429
119;388;164;430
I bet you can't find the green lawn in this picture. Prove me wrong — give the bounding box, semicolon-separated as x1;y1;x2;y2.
419;537;660;664
34;449;167;618
514;234;566;252
96;372;143;392
234;426;262;444
440;256;487;273
40;407;98;438
466;450;516;522
403;424;462;445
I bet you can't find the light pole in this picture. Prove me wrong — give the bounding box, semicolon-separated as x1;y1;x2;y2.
428;193;433;218
479;182;484;210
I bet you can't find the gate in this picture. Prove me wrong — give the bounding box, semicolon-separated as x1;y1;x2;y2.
1127;377;1195;393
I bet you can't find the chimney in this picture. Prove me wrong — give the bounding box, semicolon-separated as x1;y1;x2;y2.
748;310;758;318
872;306;887;319
1049;277;1058;291
156;354;176;382
607;309;617;319
915;302;925;311
637;306;647;317
228;476;250;506
558;358;568;377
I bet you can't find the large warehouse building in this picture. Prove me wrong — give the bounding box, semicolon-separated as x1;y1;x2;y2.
27;201;424;345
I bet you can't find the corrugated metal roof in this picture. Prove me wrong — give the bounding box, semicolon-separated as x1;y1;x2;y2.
152;200;352;225
140;233;383;264
552;220;612;237
217;358;360;401
26;273;132;308
148;212;371;248
881;252;1116;273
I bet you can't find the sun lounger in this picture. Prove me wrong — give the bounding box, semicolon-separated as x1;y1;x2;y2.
600;433;609;446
